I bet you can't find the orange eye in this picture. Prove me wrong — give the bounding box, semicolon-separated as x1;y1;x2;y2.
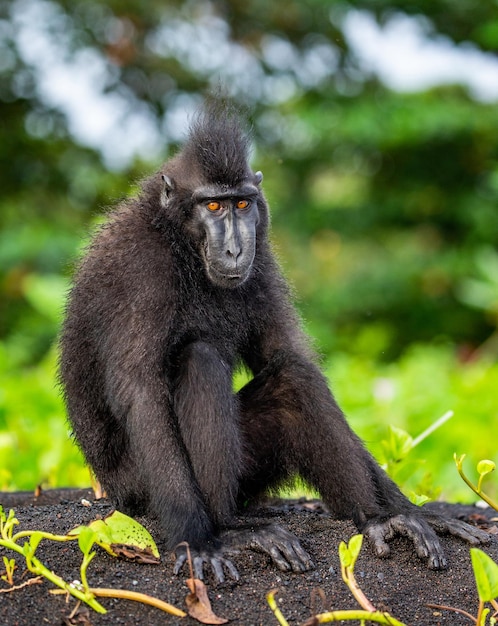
237;199;249;209
207;201;221;211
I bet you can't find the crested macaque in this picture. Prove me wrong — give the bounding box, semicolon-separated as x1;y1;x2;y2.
60;102;488;582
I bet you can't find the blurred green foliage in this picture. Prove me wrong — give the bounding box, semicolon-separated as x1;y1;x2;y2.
0;344;88;490
0;0;497;496
327;344;498;502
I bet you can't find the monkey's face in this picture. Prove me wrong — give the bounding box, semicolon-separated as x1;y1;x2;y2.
193;186;260;289
161;171;264;289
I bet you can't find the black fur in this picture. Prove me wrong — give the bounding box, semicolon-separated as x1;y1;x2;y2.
60;103;488;578
183;100;252;186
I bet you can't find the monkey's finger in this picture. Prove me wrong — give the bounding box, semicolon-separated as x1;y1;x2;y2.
267;525;314;570
222;558;240;581
426;516;490;545
274;538;314;572
446;521;489;545
193;556;206;580
266;544;292;571
289;540;315;571
390;516;447;569
210;558;225;584
364;524;391;558
173;553;188;575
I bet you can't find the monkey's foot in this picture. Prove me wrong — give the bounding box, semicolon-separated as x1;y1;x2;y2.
173;545;240;584
223;523;315;573
364;513;489;570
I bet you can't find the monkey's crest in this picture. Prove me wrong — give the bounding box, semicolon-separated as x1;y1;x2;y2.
182;101;253;188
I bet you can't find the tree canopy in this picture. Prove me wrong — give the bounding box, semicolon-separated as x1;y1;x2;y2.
1;0;498;364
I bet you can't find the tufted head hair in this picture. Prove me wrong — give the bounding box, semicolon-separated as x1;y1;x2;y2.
175;100;253;188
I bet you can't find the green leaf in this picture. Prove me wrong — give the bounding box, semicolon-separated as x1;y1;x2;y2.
77;526;96;556
409;492;430;506
347;535;363;569
471;548;498;602
2;556;14;570
477;460;496;477
29;532;43;554
22;541;34;559
70;511;159;559
6;509;18;527
339;535;363;570
339;540;351;567
101;511;159;558
381;426;413;463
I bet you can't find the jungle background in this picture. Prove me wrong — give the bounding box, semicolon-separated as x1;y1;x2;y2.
0;0;497;503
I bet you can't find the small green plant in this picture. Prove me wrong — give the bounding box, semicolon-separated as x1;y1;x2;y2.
428;548;498;625
0;505;105;611
0;505;186;617
270;532;498;625
1;555;16;586
425;455;498;624
471;548;498;625
268;534;407;625
455;454;498;510
379;410;453;503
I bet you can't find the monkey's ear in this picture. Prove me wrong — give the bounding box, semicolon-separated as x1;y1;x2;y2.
254;171;263;185
162;174;175;196
161;174;176;207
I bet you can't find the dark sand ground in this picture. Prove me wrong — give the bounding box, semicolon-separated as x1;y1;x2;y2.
0;489;497;625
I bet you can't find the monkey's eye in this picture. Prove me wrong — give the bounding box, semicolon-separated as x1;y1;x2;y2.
236;199;249;210
207;201;221;211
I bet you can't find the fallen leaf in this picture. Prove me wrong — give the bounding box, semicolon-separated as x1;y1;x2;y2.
185;578;229;624
62;605;93;625
110;543;160;564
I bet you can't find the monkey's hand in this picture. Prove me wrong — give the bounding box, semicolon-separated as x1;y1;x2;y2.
364;513;489;570
173;544;240;583
223;524;315;573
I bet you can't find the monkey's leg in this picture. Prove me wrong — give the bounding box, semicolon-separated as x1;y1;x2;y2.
174;341;313;576
238;350;488;570
172;340;243;581
173;340;242;526
63;373;150;514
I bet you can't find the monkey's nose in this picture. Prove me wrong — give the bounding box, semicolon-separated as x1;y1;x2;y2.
226;245;242;261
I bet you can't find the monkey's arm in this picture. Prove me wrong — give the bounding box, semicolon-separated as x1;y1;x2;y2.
243;288;489;569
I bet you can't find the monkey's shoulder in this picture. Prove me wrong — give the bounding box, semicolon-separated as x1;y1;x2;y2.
76;207;174;280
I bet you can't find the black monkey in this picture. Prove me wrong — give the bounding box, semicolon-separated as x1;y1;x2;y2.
60;102;487;582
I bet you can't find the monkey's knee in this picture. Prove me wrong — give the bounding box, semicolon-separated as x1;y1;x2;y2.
177;341;230;380
181;340;224;361
174;341;234;420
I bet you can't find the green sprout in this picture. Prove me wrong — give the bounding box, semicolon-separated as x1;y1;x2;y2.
1;556;16;586
268;534;407;625
471;548;498;625
0;505;185;617
454;454;497;510
428;548;498;625
0;505;107;613
76;525;98;601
